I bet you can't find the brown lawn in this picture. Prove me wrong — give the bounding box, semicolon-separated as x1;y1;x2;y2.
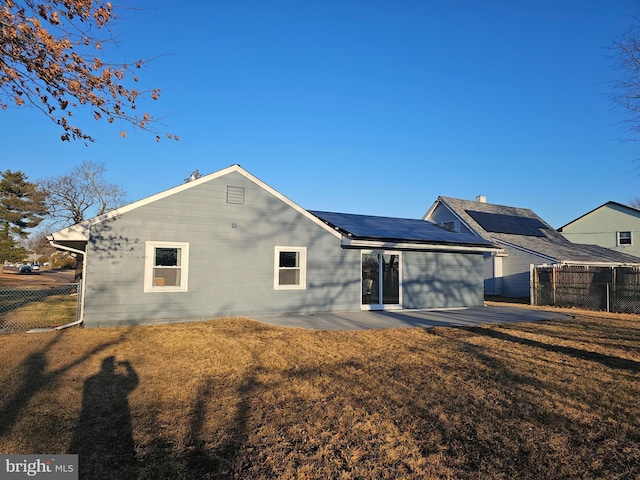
0;306;639;479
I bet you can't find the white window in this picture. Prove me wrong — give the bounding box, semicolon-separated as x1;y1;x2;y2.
144;241;189;292
274;246;306;290
618;231;632;246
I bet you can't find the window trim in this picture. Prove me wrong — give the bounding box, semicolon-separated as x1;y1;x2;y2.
144;241;190;292
617;231;632;246
274;246;307;290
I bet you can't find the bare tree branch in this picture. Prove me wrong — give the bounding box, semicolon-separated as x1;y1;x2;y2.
41;160;127;226
611;21;640;142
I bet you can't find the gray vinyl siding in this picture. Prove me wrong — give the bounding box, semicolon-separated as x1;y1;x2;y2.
402;251;484;308
82;171;360;327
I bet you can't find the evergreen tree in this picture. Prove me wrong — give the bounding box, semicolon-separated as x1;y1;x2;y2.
0;170;47;262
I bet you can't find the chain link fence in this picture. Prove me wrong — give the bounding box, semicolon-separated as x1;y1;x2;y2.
532;282;640;313
531;265;640;314
0;283;81;332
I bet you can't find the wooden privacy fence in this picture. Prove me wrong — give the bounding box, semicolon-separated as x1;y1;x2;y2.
531;265;640;313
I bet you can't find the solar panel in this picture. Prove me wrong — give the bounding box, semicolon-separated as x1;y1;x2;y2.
310;210;493;245
465;210;548;237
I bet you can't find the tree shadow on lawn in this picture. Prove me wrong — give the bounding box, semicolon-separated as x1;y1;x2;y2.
184;372;260;477
138;366;265;480
133;328;640;480
0;332;128;437
464;325;640;372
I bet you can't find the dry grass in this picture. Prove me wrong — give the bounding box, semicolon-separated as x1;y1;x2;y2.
0;308;639;479
0;271;79;330
0;294;78;330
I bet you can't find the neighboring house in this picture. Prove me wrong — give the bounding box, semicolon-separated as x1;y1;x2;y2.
558;201;640;258
48;165;498;328
424;196;640;298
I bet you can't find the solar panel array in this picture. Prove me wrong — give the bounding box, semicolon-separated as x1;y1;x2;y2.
310;210;493;245
465;210;548;237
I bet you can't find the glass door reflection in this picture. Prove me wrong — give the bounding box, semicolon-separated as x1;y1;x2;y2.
362;252;400;309
361;253;379;305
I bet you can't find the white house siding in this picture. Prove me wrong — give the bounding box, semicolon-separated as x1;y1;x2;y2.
483;253;503;295
425;204;476;236
500;246;547;297
402;251;484;308
82;171;361;327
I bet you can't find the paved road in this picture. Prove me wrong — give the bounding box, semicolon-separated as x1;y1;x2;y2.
0;269;76;286
251;305;573;331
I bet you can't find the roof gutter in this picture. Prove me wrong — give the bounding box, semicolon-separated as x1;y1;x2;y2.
342;237;502;253
47;239;85;257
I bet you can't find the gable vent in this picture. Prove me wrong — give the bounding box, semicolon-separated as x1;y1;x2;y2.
226;186;245;204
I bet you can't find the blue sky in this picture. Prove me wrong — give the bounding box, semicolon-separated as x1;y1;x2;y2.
4;0;640;229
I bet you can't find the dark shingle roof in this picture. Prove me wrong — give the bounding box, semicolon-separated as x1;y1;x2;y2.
310;210;495;247
438;197;640;264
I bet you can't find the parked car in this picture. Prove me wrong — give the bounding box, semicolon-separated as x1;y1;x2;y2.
18;265;32;274
32;263;40;271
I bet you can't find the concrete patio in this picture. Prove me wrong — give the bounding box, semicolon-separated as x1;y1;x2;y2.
251;305;573;330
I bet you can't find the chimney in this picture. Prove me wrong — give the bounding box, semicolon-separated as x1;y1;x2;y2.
475;194;486;203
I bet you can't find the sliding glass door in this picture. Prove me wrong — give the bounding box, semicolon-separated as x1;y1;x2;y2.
361;251;401;309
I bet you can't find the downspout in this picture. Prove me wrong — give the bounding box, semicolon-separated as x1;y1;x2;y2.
47;240;87;330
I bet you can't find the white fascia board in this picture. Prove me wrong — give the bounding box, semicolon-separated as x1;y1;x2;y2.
422;200;439;220
47;223;91;242
50;164;245;238
48;164;342;241
342;237;502;253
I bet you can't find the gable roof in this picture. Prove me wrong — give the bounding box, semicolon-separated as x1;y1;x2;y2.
428;196;640;265
49;165;498;255
310;210;499;252
558;201;640;231
49;164;342;245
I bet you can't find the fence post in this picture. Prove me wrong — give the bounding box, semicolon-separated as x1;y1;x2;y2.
76;280;83;322
552;266;557;306
606;283;610;313
530;264;535;305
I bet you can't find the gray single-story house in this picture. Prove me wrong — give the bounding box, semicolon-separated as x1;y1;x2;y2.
48;165;499;328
